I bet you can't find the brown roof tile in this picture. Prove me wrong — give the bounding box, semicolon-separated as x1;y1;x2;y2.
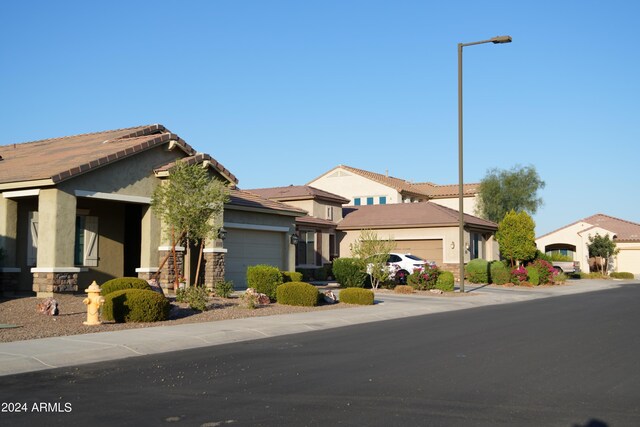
248;185;350;204
296;216;338;228
227;189;307;216
337;202;497;231
0;124;237;187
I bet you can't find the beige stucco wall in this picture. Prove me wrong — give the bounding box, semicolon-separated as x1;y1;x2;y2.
37;189;77;268
431;196;478;215
0;197;18;266
309;168;401;205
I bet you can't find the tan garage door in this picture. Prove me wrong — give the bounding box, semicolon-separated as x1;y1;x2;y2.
394;239;443;266
224;228;285;289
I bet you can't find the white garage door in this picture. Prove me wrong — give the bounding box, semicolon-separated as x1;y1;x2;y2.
394;239;443;266
224;228;285;289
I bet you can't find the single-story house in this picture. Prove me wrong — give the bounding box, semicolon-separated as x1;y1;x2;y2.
337;202;498;280
248;185;350;273
536;213;640;277
307;164;479;214
0;124;301;296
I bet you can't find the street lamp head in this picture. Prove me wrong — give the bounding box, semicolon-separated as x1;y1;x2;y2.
491;35;512;44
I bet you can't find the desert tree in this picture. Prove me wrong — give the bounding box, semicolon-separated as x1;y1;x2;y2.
350;229;395;289
495;210;537;267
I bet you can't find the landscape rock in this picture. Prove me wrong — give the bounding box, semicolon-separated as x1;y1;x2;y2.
36;297;59;316
429;289;444;295
323;290;337;304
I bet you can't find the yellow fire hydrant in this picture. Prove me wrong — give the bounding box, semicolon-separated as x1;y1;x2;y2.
83;281;105;326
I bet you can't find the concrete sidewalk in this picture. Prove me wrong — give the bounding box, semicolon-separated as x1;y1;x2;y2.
0;280;631;377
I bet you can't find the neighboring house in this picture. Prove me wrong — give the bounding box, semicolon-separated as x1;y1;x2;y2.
0;124;299;296
248;185;349;272
307;164;479;214
336;202;499;281
536;213;640;277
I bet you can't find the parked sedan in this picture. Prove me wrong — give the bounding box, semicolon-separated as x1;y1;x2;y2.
387;253;434;283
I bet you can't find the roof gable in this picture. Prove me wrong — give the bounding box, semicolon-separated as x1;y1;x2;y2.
247;185;350;204
537;213;640;242
0;124;237;188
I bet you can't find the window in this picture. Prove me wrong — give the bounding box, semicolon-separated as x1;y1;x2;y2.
27;212;98;267
469;233;484;260
296;230;316;266
326;206;333;220
354;198;361;206
366;197;374;205
379;196;387;204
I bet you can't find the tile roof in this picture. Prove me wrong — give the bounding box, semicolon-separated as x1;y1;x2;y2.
295;216;338;228
537;213;640;242
310;165;478;198
154;153;238;185
336;202;497;231
248;185;350;204
0;124;238;187
227;189;307;216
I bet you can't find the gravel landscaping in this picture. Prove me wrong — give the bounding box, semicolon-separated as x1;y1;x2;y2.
0;292;348;343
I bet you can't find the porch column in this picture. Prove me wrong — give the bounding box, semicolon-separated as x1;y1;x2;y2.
31;188;80;296
0;197;20;295
135;205;161;281
203;213;225;289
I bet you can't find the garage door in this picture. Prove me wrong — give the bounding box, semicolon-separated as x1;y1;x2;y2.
224;228;285;289
394;239;443;266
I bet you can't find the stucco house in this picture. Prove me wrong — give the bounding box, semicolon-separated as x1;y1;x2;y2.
307;164;479;214
337;202;499;280
536;213;640;277
0;124;301;296
247;185;349;272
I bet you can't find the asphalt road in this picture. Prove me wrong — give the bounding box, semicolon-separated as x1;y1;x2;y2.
1;285;639;426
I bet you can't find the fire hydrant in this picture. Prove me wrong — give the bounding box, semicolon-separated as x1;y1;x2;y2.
83;281;105;326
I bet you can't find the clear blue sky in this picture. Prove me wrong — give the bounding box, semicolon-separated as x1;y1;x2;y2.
2;0;638;236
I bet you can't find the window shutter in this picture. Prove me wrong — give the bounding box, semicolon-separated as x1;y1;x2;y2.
83;216;99;266
27;211;38;266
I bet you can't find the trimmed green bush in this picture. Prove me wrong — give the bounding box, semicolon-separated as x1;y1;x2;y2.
465;259;489;284
246;265;283;301
490;261;511;285
332;258;367;288
435;271;455;292
276;282;319;306
214;280;235;298
610;272;635;279
339;287;374;305
101;277;152;296
394;285;414;294
526;266;540;286
176;286;209;311
102;289;170;323
282;271;303;283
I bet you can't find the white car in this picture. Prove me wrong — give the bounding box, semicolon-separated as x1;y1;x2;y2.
367;253;434;284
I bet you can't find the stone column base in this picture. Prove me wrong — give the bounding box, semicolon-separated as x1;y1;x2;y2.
31;269;81;297
203;249;226;290
157;246;185;291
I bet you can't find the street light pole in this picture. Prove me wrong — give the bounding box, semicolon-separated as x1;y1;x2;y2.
458;35;511;293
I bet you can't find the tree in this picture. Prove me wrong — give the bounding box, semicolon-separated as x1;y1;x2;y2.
476;165;545;223
587;233;619;275
495;210;537;267
350;229;395;290
151;160;229;288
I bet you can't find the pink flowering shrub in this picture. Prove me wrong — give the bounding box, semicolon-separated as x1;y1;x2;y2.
530;259;557;285
510;266;528;285
407;264;440;290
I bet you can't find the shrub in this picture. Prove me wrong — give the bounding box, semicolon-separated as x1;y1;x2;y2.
246;265;283;301
332;258;367;288
511;265;528;285
339;287;374;305
580;272;607;279
530;259;556;285
214;280;235;298
102;289;170;323
176;286;209;311
555;272;567;284
276;282;319;306
101;277;152;297
435;271;455;292
526;266;540;286
466;259;489;284
490;261;511;285
407;264;440;290
394;285;414;294
282;271;303;283
610;272;635;279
